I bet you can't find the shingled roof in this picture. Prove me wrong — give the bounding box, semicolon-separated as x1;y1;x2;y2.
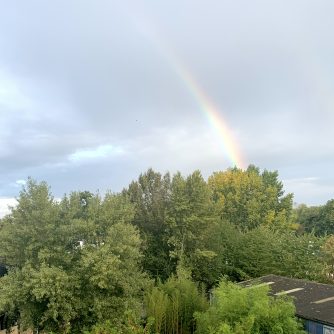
240;274;334;327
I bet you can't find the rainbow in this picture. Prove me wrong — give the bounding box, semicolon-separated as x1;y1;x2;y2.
125;9;246;168
171;62;246;169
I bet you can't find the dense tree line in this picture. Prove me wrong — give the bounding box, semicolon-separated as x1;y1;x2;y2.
293;200;334;236
0;166;333;333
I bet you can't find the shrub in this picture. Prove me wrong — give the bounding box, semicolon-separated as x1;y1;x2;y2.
145;267;208;334
195;280;305;334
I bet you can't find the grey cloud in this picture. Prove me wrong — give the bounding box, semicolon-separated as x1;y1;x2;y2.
0;0;333;204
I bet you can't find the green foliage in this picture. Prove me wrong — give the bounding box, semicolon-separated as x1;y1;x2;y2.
292;204;320;233
167;171;216;255
277;231;325;281
322;235;334;282
123;166;315;288
145;267;208;334
237;227;325;281
0;167;331;333
125;168;220;285
125;168;174;280
208;166;293;231
85;316;154;334
294;200;334;236
195;280;305;334
166;171;219;285
75;222;149;330
211;221;326;282
0;179;149;333
0;178;59;268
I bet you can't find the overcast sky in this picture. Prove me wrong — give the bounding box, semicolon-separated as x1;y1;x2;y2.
1;0;334;216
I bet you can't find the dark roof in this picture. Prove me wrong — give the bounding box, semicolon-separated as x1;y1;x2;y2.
240;274;334;326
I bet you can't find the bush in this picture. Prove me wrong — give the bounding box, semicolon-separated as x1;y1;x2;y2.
85;317;154;334
145;267;208;334
195;280;305;334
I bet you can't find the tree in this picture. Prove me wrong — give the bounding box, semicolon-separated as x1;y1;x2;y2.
318;200;334;234
125;168;174;280
145;266;208;334
0;178;60;268
72;222;149;332
208;166;293;231
293;200;334;236
195;280;305;334
277;231;325;282
322;235;334;282
166;171;219;285
206;221;326;283
234;226;282;280
293;204;322;234
0;179;149;333
235;227;326;282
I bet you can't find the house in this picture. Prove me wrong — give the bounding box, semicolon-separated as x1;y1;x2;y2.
240;274;334;334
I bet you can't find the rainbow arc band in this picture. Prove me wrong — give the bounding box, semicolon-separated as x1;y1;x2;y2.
127;9;245;168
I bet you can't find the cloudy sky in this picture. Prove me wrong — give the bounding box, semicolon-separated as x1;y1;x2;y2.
1;0;334;216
